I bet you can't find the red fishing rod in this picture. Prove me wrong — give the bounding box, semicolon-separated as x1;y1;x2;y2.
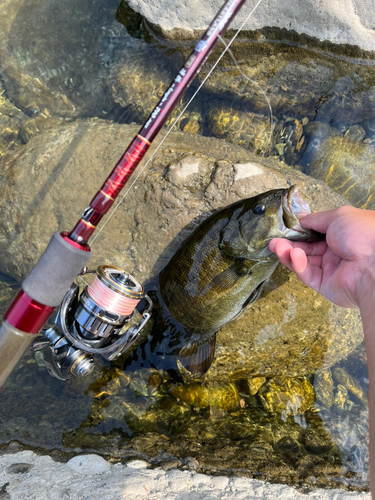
0;0;249;386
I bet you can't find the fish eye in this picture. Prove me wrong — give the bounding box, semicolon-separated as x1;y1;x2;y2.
252;203;266;215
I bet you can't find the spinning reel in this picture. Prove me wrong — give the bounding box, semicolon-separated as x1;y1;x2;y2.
31;265;152;380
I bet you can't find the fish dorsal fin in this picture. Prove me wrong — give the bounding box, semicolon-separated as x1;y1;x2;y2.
178;333;217;377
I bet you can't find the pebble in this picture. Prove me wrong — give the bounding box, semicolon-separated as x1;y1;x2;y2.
0;450;370;499
126;460;150;469
66;454;111;475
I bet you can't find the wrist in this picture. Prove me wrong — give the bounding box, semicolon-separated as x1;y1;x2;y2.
356;265;375;315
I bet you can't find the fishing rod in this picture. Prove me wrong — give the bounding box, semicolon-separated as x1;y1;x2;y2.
0;0;250;386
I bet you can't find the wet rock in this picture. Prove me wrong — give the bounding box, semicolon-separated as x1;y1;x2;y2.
0;120;363;381
258;377;314;417
275;436;300;456
334;384;348;410
0;0;125;120
314;370;335;408
108;44;179;123
332;367;368;406
170;381;239;411
345;124;366;142
207;101;274;156
247;376;266;396
302;427;334;455
194;42;375;141
302;133;375;210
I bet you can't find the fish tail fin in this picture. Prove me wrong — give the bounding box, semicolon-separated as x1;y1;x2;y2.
178;332;216;377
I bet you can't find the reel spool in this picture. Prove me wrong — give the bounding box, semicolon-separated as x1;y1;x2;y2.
31;265;152;380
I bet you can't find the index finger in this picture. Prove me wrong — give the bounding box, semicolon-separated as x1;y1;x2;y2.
269;238;328;256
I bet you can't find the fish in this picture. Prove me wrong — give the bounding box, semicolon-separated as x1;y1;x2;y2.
153;185;321;377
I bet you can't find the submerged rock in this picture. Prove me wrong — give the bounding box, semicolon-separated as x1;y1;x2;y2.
314;370;335;408
258;377;314;417
206;100;308;165
207;101;274;156
169;381;240;411
302;132;375;210
332;367;368;407
0;0;125;120
0;120;363;381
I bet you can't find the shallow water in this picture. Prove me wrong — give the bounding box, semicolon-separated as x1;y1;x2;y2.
0;0;373;492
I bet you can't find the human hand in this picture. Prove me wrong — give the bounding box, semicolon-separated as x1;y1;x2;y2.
269;206;375;309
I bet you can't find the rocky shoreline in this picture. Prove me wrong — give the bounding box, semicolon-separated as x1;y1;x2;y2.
0;450;370;499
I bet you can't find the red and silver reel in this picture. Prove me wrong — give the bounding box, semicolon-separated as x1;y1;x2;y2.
31;265;152;380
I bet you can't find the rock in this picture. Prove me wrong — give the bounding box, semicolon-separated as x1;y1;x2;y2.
247;376;266;396
0;0;124;120
164;154;215;192
207;101;275;155
314;370;335;408
169;381;240;410
108;44;178;124
206;101;309;165
126;459;149;469
125;0;375;53
201;54;375;139
332;367;368;406
258;377;314;416
302;132;375;210
0;120;363;380
66;454;111;475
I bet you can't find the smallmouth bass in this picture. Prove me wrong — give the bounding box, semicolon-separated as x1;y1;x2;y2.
156;185;320;377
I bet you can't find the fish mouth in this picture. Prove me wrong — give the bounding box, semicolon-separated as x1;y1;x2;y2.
281;185;321;241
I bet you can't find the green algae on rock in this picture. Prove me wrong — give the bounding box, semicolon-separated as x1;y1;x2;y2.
169;381;240;411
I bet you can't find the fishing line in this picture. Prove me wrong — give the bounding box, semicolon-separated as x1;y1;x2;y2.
89;0;267;248
217;33;275;157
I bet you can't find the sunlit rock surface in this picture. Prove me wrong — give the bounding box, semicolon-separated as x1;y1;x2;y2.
125;0;375;53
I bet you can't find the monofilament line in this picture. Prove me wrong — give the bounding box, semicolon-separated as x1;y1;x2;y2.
90;0;266;247
217;33;274;157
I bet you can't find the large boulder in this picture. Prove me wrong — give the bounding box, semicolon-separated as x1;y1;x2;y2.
125;0;375;53
0;119;363;379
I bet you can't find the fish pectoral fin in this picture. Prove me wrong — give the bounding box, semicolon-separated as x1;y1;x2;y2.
208;266;240;292
178;333;216;377
203;260;249;295
203;259;259;295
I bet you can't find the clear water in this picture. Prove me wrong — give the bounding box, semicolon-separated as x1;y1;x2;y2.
0;0;373;492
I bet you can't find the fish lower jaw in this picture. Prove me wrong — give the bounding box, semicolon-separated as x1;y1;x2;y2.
283;227;312;240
